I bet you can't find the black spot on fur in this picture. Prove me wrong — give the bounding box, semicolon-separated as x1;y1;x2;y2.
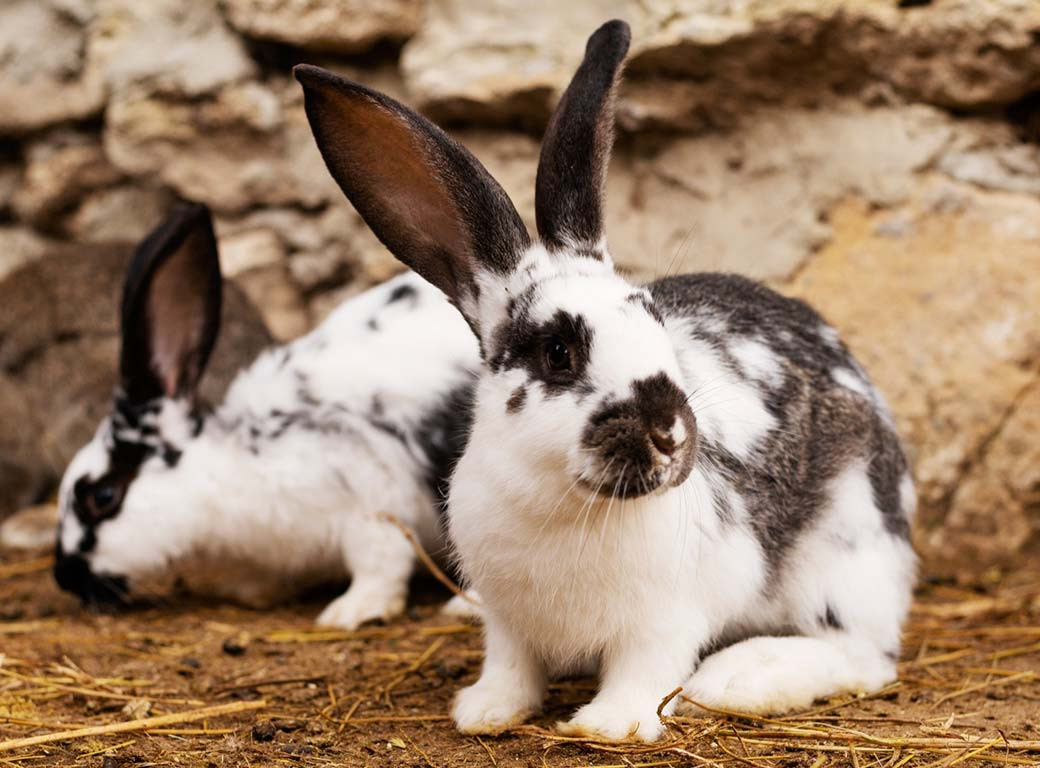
868;429;912;539
412;381;477;504
626;292;664;325
367;317;380;332
506;386;527;414
387;283;418;305
819;604;844;631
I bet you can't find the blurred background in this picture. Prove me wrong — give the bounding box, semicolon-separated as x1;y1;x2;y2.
0;0;1038;575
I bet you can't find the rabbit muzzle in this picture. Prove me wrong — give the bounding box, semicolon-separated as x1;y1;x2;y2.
579;372;697;498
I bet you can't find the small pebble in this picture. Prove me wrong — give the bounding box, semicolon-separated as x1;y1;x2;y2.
252;720;277;742
222;636;248;656
435;660;467;680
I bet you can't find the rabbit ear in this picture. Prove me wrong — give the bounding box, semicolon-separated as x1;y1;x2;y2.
536;20;630;254
120;203;223;403
295;64;530;327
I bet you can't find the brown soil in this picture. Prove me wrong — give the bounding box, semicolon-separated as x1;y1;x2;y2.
1;550;1038;767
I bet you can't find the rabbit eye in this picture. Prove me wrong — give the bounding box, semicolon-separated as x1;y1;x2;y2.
87;481;124;520
544;336;573;373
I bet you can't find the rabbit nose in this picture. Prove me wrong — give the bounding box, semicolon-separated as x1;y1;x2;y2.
650;418;687;457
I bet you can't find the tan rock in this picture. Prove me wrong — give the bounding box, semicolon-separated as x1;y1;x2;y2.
224;0;421;53
616;103;949;282
218;227;286;277
0;503;59;551
0;227;53;282
941;381;1040;567
0;0;105;134
404;0;1040;128
104;79;341;214
64;184;176;243
402;0;641;126
232;266;310;342
786;178;1040;564
13;133;123;227
92;0;255;97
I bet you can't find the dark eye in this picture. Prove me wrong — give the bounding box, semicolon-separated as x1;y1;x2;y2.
88;481;123;519
543;336;573;374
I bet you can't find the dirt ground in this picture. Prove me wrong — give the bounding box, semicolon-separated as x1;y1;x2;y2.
1;548;1038;768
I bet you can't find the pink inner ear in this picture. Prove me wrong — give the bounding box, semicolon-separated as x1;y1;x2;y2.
308;84;477;300
145;231;210;398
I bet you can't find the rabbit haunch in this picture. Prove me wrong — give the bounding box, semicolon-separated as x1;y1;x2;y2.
298;18;915;743
55;204;479;627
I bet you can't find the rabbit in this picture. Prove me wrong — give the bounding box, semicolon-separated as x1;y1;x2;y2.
53;202;481;629
295;18;916;742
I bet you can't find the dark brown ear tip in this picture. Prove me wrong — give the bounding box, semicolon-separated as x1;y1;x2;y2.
161;202;215;247
176;201;212;228
586;19;631;61
293;63;360;94
293;63;327;88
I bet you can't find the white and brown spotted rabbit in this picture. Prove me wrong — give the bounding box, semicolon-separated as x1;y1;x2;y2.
296;19;915;742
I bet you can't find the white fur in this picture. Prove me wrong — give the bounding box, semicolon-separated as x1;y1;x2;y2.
446;247;914;741
58;272;479;626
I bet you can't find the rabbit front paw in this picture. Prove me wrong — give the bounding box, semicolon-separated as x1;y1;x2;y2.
453;680;539;734
557;701;664;742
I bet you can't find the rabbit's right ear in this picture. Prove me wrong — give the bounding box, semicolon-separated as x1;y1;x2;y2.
120;203;223;405
295;65;530;329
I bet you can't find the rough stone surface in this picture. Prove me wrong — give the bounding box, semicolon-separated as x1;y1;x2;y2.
0;0;105;135
943;381;1040;567
787;179;1040;567
403;0;1040;129
104;79;340;214
63;184;176;243
219;227;309;340
0;228;54;283
0;243;271;521
92;0;255;97
223;0;421;53
13;132;123;228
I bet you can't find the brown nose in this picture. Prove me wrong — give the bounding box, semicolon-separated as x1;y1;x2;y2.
650;427;679;457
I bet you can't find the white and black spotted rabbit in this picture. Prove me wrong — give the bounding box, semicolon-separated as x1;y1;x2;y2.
55;203;480;629
296;19;915;742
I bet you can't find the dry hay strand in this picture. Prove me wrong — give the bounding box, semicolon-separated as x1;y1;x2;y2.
0;699;266;752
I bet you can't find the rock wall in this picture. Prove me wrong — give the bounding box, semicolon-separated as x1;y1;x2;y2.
1;0;1038;571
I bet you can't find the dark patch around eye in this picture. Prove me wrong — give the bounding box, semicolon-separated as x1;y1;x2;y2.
72;393;194;552
506;386;527;414
489;309;594;397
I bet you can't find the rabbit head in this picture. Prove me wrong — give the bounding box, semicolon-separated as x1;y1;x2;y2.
297;21;695;507
54;203;222;606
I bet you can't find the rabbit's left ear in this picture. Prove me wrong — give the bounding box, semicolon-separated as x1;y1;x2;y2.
295;64;530;330
120;203;223;404
535;20;630;255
